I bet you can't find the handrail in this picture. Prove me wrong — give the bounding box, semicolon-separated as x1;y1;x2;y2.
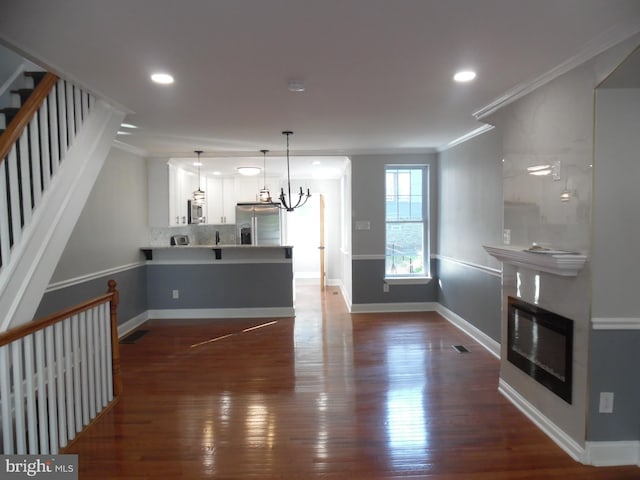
0;72;58;164
0;279;118;348
0;279;122;454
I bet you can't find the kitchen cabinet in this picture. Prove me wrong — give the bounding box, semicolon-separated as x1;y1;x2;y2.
169;164;202;225
206;177;236;224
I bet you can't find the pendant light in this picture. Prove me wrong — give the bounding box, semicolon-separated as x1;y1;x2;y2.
192;150;205;205
277;131;311;212
258;149;272;203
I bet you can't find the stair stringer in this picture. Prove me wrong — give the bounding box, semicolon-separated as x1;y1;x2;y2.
0;99;126;331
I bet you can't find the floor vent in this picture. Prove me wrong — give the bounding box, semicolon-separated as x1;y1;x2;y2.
452;345;470;353
120;330;149;344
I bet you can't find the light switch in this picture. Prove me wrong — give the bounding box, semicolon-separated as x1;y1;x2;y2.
355;220;371;231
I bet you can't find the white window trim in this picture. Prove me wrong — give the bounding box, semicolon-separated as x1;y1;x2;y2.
384;276;432;285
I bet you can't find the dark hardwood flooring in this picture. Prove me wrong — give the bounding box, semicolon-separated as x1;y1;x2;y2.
66;285;640;479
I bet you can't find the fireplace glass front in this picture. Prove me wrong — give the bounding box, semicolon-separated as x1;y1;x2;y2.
507;297;573;404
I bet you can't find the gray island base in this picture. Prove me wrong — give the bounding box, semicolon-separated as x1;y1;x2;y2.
142;245;294;319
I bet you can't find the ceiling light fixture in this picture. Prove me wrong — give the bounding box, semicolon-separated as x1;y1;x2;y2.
258;150;272;203
288;79;305;92
276;131;311;212
151;73;174;84
192;150;205;206
120;123;138;129
453;70;476;82
237;166;261;176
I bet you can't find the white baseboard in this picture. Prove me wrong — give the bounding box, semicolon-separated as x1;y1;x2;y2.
499;379;585;463
436;304;501;359
117;311;150;338
584;441;640;466
147;307;295;319
350;302;439;313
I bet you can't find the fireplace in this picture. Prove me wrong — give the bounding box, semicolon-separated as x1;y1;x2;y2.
507;297;573;404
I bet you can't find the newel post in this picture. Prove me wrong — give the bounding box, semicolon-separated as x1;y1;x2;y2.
108;279;123;397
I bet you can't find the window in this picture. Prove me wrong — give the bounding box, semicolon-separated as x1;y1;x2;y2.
385;166;429;279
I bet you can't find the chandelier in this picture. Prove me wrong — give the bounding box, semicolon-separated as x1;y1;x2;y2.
192;150;205;205
258;149;272;203
276;131;310;212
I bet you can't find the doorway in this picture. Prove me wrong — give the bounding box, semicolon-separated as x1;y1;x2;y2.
284;194;326;289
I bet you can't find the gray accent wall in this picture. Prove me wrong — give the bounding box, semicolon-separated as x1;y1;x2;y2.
35;266;147;326
352;258;438;304
146;263;293;309
35;146;149;325
588;82;640;440
437;128;503;342
350;153;438;305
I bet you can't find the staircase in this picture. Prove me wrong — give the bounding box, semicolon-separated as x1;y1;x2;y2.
0;65;126;332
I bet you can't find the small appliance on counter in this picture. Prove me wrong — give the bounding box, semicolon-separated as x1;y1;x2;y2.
170;235;190;246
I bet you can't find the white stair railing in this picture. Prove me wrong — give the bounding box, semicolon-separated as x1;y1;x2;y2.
0;280;121;454
0;73;95;279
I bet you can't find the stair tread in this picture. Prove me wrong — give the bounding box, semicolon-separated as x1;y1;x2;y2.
10;88;35;105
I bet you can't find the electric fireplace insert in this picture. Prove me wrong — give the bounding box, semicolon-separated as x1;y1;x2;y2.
507;297;573;404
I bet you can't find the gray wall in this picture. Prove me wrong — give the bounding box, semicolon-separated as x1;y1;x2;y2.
588;85;640;440
36;146;149;325
437;128;503;342
350;153;438;305
146;263;292;309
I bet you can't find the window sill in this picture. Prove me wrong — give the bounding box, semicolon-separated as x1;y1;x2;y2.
384;276;432;285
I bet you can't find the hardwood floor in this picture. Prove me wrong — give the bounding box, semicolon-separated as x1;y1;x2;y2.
66;286;639;479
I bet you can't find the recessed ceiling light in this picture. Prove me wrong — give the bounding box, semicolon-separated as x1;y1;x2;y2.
312;160;321;166
453;70;476;82
212;171;222;176
116;131;131;135
121;123;137;129
151;73;174;84
237;167;261;176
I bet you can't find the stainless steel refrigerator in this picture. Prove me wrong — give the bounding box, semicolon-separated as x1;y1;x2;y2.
236;203;282;245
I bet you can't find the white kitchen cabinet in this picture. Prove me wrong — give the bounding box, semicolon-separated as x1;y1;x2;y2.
204;176;236;224
169;165;202;225
234;176;260;204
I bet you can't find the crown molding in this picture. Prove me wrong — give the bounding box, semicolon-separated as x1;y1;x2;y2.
474;18;640;121
438;124;495;152
113;139;149;157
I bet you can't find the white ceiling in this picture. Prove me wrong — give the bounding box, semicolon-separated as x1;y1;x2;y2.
1;0;640;170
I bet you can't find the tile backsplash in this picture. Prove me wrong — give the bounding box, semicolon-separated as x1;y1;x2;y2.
149;225;236;246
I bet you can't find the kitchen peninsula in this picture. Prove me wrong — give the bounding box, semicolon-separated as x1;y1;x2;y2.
141;244;294;319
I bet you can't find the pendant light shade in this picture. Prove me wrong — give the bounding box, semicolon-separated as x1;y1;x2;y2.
258;149;272;203
192;150;205;205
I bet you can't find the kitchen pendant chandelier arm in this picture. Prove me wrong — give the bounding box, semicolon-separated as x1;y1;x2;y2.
275;130;311;212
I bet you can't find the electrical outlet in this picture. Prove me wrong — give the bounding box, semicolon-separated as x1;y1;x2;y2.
599;392;614;413
172;289;179;299
383;283;389;293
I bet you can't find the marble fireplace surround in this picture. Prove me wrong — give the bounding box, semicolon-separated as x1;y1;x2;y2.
485;245;590;462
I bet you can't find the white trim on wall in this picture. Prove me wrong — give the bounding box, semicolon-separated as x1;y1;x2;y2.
351;254;385;261
45;262;145;292
498;379;586;463
117;310;150;338
147;307;295;320
436;255;502;277
350;302;439;314
473;18;640;121
583;441;640;467
591;317;640;330
435;304;500;359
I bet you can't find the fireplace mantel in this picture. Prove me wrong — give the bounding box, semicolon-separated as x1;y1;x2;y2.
484;245;588;277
